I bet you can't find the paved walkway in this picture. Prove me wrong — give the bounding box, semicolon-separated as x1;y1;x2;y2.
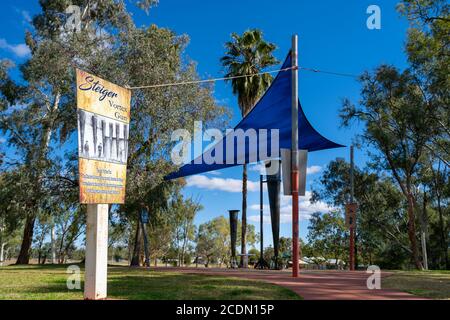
150;267;423;300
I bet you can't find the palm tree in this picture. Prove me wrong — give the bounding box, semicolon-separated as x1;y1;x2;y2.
221;29;278;268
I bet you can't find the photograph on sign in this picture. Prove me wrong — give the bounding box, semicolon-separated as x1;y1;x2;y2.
76;69;131;204
77;110;129;164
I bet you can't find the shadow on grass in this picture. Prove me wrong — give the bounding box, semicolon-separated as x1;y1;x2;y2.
107;272;299;300
0;265;300;300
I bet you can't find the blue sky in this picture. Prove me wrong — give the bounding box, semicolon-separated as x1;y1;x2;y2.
0;0;410;247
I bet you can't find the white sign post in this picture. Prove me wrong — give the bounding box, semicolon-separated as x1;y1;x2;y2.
84;204;109;299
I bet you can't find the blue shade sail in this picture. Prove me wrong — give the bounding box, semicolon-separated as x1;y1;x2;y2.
166;52;344;180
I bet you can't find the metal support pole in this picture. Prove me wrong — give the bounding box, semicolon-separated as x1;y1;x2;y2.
350;145;354;203
291;34;299;278
84;204;109;300
349;227;355;271
349;145;355;271
260;174;264;267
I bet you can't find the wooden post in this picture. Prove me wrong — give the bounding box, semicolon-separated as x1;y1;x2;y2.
84;204;109;300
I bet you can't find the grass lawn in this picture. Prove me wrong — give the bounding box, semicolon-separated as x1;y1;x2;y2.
383;270;450;300
0;264;300;300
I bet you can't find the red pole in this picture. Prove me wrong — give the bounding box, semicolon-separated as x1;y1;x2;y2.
349;226;355;271
291;34;299;278
292;170;299;277
349;145;355;271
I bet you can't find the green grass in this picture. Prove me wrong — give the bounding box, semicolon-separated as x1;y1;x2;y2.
0;264;300;300
383;270;450;300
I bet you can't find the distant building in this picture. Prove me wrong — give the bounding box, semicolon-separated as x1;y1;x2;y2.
289;257;345;270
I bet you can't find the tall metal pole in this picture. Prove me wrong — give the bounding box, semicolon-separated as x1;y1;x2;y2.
349;145;355;271
350;146;354;203
260;174;264;267
291;34;300;278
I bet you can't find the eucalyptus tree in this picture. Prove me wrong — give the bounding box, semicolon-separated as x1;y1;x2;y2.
398;0;450;165
0;0;227;264
307;211;347;267
196;216;232;267
418;155;449;269
221;29;278;267
0;170;28;264
340;65;438;269
397;0;449;269
172;195;201;266
0;0;135;264
338;0;449;269
312;159;408;268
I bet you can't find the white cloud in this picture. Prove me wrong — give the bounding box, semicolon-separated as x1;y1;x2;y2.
206;170;221;176
248;191;334;224
307;165;322;175
20;10;32;24
0;39;30;58
249;163;266;174
14;7;32;25
250;162;322;175
186;175;261;193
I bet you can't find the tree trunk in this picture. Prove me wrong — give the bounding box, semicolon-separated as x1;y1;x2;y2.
433;161;449;269
140;214;150;267
51;223;56;264
181;225;188;267
16;215;36;264
58;233;65;264
240;164;248;268
130;218;143;267
0;242;6;263
436;191;449;269
406;192;423;270
15;93;60;266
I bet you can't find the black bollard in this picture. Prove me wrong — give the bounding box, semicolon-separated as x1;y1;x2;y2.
228;210;239;269
266;160;281;269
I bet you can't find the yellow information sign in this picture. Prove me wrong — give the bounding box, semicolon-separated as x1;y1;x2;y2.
76;69;131;204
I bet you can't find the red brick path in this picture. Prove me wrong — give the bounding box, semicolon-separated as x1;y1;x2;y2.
150;267;424;300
